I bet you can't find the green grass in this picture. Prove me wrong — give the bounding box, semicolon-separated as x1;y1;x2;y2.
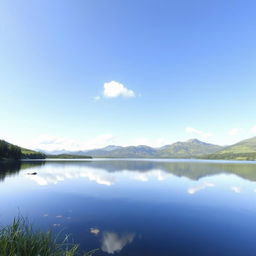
0;217;97;256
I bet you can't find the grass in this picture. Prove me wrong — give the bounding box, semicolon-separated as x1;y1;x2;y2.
0;217;97;256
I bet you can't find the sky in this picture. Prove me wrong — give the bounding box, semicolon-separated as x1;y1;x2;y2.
0;0;256;151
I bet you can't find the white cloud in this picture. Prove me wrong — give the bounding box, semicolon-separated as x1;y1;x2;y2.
250;126;256;135
228;128;240;136
187;182;215;195
185;127;213;138
11;133;170;152
103;81;135;98
17;133;115;152
101;232;135;254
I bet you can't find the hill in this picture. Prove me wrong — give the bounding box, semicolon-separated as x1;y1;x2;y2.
46;154;92;159
71;139;222;158
21;147;46;159
0;140;46;160
86;145;157;158
205;137;256;160
157;139;222;158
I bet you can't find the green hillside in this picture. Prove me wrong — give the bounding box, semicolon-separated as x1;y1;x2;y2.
21;147;46;159
0;140;46;160
205;137;256;160
0;140;21;160
47;154;92;159
157;139;222;158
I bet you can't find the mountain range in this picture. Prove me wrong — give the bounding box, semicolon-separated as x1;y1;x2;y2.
42;139;222;158
43;137;256;160
2;136;256;161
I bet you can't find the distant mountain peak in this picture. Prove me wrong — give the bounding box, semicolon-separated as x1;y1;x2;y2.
102;145;123;151
187;138;202;143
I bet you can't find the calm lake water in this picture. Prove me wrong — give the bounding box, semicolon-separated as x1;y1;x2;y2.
1;159;256;255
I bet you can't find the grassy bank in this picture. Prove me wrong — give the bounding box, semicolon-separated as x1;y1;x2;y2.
0;217;97;256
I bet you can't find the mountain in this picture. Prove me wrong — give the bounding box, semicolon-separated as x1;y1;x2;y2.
64;139;222;158
205;136;256;160
101;145;123;151
79;145;123;157
9;136;256;160
86;145;157;158
157;139;223;158
0;140;46;160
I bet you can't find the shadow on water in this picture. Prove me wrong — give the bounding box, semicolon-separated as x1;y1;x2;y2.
0;160;45;183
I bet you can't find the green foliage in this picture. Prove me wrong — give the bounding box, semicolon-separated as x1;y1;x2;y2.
0;139;46;160
0;218;76;256
0;217;97;256
21;148;46;159
0;140;21;160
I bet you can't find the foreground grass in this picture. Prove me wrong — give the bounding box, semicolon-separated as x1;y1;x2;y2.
0;217;97;256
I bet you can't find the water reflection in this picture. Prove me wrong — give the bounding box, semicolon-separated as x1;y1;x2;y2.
0;161;44;182
1;159;256;256
17;160;256;190
231;186;242;193
187;182;215;194
68;160;256;182
1;160;256;184
101;232;136;254
26;166;116;186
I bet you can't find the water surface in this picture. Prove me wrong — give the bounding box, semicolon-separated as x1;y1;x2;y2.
1;159;256;256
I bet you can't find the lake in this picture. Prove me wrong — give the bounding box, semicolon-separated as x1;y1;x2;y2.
1;159;256;256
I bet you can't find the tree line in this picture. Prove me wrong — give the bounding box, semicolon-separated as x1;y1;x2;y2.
0;140;21;160
0;140;46;160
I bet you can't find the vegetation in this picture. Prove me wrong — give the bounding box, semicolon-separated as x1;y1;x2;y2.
0;140;21;160
21;148;46;159
203;137;256;160
47;154;92;159
0;140;46;161
0;217;96;256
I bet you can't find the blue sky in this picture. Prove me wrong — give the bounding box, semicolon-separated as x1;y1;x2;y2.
0;0;256;151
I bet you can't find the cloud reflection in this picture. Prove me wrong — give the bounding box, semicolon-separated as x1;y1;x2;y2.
26;165;172;187
187;182;215;194
101;232;135;254
133;169;169;182
231;186;241;193
26;166;116;186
